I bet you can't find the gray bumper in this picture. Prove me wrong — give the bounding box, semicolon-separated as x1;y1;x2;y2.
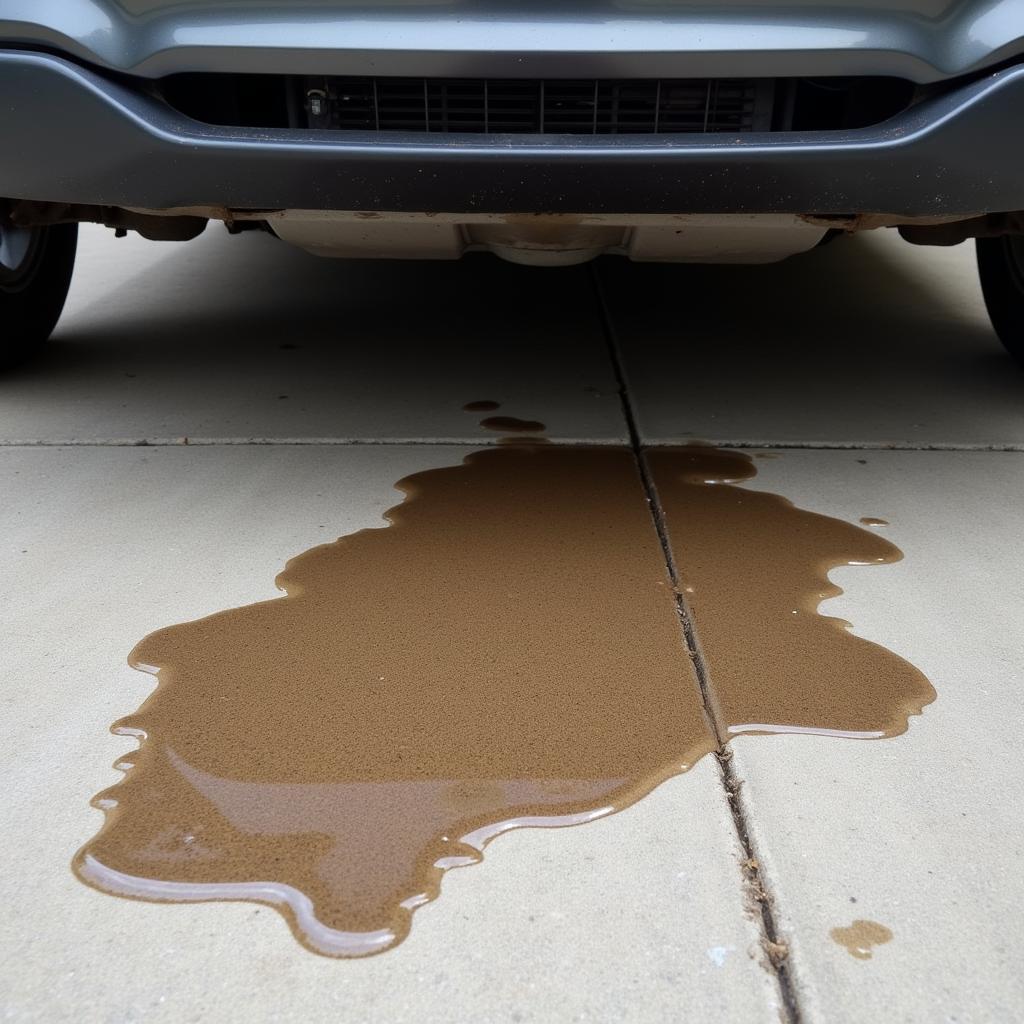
2;49;1024;217
4;0;1024;82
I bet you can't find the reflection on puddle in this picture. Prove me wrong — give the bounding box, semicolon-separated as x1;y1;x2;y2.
74;445;933;957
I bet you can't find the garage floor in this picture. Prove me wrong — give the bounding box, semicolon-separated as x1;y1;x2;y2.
2;225;1022;1023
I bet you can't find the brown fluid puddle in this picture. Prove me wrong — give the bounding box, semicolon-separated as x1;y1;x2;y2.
860;517;889;527
75;446;934;957
479;416;546;433
648;449;932;739
830;919;894;959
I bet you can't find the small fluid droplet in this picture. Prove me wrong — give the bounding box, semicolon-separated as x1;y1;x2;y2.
830;919;894;959
479;416;545;433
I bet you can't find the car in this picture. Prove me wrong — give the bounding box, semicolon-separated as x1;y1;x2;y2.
3;0;1024;368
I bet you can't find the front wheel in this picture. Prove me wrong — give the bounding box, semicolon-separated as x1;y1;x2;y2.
976;236;1024;368
0;219;78;370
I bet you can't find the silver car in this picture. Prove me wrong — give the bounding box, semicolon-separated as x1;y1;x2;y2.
3;0;1024;365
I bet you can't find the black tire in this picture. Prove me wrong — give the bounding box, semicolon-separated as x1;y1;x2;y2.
977;235;1024;367
0;221;78;370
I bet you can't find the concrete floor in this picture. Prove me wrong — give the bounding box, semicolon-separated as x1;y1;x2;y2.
1;225;1022;1023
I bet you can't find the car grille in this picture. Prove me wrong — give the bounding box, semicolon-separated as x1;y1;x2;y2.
155;73;917;136
301;77;774;134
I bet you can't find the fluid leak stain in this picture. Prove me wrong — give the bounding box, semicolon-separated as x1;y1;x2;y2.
830;919;894;959
860;517;889;527
648;449;932;738
75;445;934;957
479;416;546;433
496;434;551;445
462;400;501;412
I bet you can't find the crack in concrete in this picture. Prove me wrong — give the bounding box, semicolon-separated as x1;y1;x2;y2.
647;440;1024;452
0;439;1021;451
589;262;803;1024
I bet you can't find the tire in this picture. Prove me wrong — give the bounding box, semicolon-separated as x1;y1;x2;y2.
977;235;1024;367
0;220;78;370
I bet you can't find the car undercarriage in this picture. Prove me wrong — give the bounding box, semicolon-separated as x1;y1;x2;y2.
5;0;1024;361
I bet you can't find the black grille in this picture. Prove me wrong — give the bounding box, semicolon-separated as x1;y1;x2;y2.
303;77;774;134
155;73;917;136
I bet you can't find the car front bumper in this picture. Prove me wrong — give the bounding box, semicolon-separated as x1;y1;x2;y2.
3;49;1024;218
4;0;1024;83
